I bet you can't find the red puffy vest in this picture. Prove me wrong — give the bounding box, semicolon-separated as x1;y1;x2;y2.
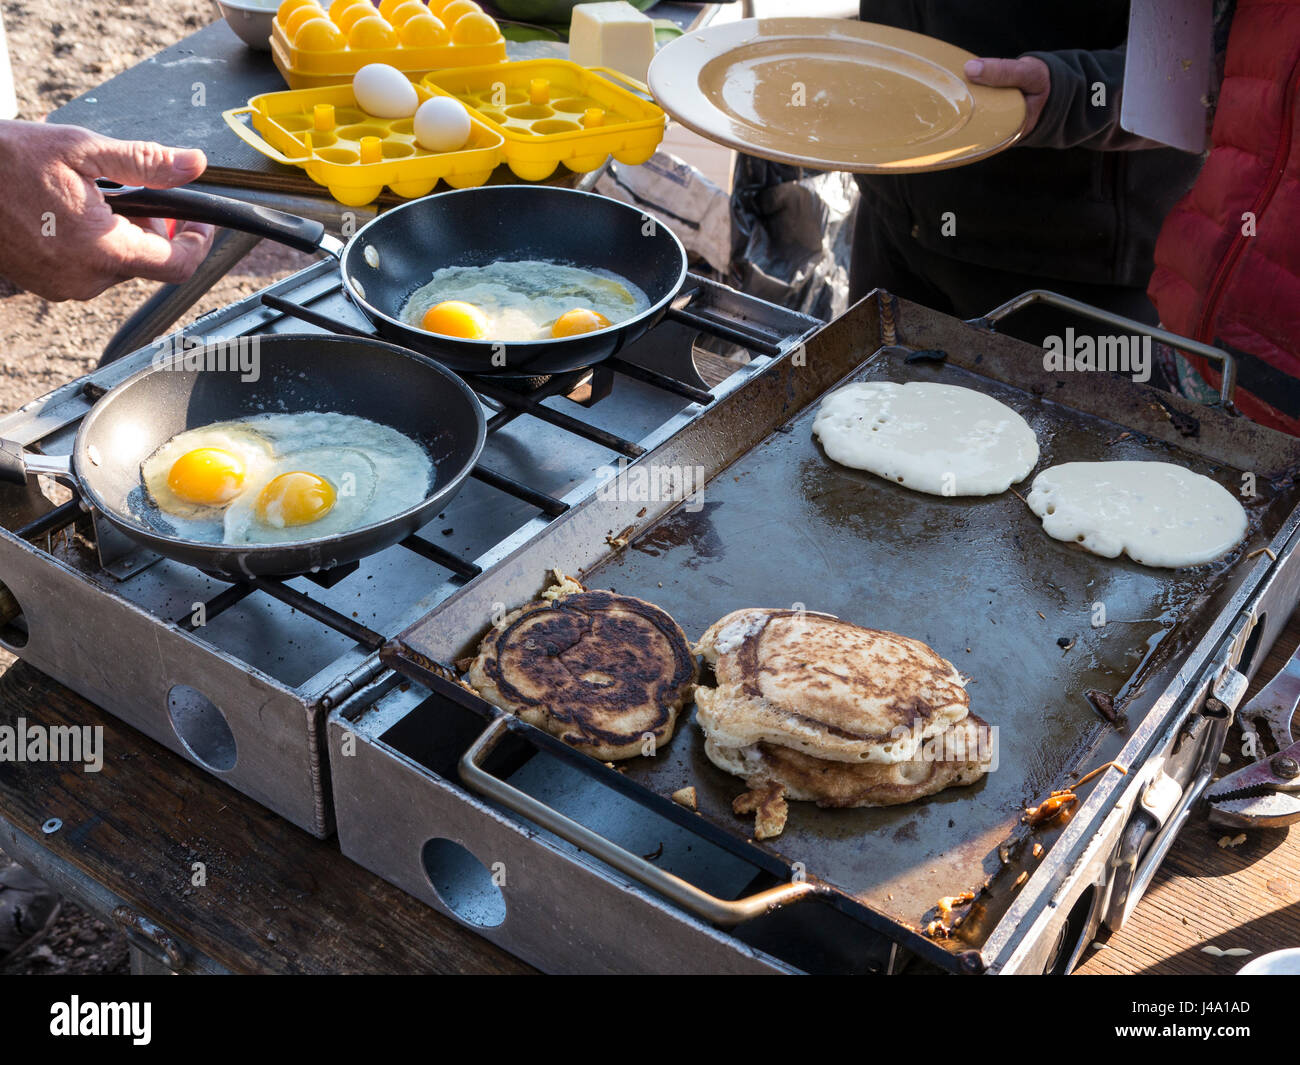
1148;0;1300;433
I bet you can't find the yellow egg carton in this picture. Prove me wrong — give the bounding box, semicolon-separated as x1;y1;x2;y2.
271;0;507;89
420;59;666;181
223;81;504;206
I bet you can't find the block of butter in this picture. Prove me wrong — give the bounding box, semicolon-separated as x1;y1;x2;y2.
569;1;656;83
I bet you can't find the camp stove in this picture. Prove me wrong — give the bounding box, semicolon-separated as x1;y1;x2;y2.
0;258;817;837
8;266;1300;975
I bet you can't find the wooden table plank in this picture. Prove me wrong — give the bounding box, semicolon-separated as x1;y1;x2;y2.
1076;604;1300;974
0;661;533;975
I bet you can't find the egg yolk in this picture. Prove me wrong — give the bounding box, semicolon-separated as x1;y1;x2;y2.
167;448;246;507
255;472;337;528
551;308;611;337
422;301;490;339
349;15;400;48
451;10;498;44
294;17;346;49
378;0;410;17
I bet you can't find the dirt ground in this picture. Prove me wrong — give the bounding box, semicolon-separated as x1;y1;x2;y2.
1;0;312;975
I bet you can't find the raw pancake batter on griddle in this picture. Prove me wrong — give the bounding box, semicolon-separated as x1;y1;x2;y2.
811;381;1039;495
1026;461;1249;568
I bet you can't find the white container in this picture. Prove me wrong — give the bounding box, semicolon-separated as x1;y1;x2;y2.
213;0;279;52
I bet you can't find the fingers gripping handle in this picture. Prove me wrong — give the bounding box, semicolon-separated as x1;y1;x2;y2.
99;181;328;255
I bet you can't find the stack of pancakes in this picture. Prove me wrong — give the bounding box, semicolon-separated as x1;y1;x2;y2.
695;608;992;809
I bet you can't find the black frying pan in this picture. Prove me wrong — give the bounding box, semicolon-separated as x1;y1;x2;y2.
101;183;690;377
0;334;486;579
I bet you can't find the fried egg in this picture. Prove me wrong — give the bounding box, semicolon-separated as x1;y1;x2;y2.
137;413;433;546
401;260;648;342
141;427;275;532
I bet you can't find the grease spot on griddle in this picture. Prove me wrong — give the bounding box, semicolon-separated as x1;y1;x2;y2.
630;503;724;567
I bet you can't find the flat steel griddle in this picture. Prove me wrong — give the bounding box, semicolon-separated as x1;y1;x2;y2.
389;291;1300;962
580;354;1269;923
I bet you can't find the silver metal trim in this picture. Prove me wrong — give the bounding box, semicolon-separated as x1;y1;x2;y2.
459;716;819;927
974;288;1239;406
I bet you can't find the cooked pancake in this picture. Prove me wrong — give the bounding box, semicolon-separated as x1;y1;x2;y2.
705;713;993;809
695;608;969;765
468;584;697;761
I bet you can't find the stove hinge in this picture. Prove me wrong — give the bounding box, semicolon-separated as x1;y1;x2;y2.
1102;607;1256;930
318;653;388;711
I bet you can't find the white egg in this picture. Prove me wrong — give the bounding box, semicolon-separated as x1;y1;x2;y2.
413;96;471;153
353;63;419;120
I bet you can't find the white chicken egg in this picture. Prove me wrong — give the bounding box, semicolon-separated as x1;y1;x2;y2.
353;63;419;120
413;96;471;153
138;412;433;547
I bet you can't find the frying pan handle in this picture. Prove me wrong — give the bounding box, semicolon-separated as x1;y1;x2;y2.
459;716;819;927
0;440;72;485
969;288;1238;407
98;180;331;256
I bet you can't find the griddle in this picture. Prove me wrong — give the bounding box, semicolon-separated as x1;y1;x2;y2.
387;290;1300;968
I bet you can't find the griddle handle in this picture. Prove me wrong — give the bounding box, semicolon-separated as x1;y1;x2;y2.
970;289;1238;408
98;181;330;256
459;717;819;928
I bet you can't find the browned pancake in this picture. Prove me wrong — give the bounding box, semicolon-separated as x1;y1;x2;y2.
468;587;697;760
695;608;970;764
705;714;993;809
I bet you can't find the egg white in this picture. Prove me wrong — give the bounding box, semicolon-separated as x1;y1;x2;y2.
401;260;650;341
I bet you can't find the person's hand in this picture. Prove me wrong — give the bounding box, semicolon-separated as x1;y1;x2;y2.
0;120;215;302
964;56;1052;136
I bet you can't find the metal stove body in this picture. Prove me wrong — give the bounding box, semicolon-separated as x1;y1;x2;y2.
0;260;816;838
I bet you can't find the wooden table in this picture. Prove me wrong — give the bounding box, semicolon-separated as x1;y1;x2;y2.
0;659;535;974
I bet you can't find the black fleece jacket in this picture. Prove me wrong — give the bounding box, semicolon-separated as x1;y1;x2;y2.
855;1;1203;286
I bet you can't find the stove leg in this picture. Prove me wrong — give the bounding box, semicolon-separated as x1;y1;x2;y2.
99;229;263;366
